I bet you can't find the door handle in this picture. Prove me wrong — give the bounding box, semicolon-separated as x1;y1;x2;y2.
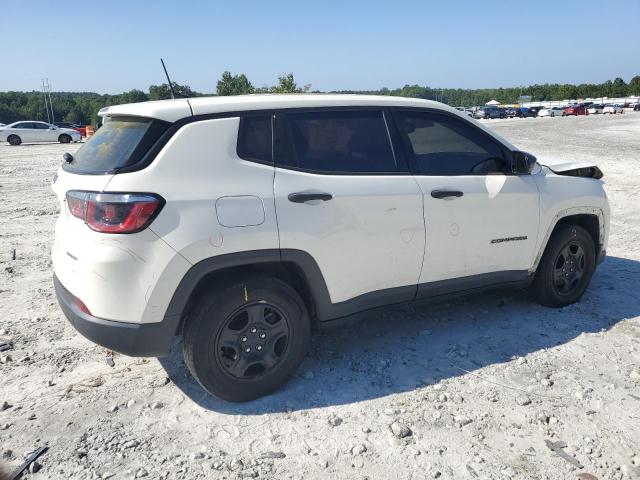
288;192;333;203
431;190;463;199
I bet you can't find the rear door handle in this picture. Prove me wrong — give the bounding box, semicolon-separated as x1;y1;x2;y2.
431;190;463;199
288;192;333;203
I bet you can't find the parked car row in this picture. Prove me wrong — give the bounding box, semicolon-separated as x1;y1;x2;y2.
469;101;634;119
0;121;82;145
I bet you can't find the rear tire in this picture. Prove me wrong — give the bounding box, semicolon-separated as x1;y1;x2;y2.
7;135;21;146
182;275;311;402
532;224;596;307
58;134;72;144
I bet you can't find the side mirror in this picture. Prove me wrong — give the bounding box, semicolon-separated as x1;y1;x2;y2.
512;151;536;174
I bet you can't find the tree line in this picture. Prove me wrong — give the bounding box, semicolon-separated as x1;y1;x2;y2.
1;72;638;126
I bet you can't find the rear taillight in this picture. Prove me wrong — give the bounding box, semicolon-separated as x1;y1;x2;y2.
65;191;164;234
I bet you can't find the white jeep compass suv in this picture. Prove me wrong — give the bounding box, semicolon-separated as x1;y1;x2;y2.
52;94;609;402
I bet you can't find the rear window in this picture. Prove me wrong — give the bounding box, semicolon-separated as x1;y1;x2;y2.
64;116;169;174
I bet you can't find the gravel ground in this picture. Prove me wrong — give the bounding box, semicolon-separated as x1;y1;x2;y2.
1;113;639;480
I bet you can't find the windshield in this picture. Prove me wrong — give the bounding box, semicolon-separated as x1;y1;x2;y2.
64;116;169;174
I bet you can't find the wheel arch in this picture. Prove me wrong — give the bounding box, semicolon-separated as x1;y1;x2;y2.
531;208;605;273
7;134;21;144
165;249;332;337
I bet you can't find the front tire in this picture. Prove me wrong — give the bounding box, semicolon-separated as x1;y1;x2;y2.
7;135;21;146
532;224;596;307
58;134;72;144
182;275;311;402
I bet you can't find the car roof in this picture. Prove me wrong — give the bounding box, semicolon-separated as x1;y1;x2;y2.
100;94;461;123
99;93;518;151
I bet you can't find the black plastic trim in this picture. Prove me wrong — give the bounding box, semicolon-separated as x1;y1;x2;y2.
416;270;531;299
54;274;176;357
56;249;535;358
166;249;532;326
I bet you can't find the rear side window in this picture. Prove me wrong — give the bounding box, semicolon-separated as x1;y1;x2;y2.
64;116;169;174
276;110;399;173
396;110;505;175
237;114;273;163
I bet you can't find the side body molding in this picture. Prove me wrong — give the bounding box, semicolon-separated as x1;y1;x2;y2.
162;249;418;336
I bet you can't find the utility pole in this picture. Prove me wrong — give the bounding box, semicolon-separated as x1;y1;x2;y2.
45;78;55;123
41;80;51;123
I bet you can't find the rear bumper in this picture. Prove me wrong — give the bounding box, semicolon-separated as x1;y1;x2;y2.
54;274;177;357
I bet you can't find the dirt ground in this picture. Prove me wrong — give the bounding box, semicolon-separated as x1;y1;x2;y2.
1;113;639;480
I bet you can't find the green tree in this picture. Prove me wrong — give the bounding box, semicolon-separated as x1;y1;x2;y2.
149;82;196;100
629;76;640;96
216;71;254;96
611;77;627;97
271;73;309;93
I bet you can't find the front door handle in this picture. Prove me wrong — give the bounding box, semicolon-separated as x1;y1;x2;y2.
288;192;333;203
431;190;463;199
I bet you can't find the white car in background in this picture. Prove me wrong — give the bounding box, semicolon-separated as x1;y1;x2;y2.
0;121;82;146
603;104;624;114
537;106;565;117
587;104;604;114
455;107;474;117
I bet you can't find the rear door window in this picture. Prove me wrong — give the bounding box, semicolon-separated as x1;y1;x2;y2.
276;110;402;173
64;116;169;174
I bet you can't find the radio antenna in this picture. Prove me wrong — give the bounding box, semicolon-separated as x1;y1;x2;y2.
160;58;176;99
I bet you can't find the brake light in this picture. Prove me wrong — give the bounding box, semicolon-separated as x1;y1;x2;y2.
65;191;164;234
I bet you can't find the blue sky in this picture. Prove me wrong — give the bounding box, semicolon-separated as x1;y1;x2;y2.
1;0;638;93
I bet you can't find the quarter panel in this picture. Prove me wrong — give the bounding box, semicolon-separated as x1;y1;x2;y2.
104;118;279;264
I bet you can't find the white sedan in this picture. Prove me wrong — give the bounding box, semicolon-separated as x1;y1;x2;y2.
587;105;604;114
538;106;565;117
603;104;624;114
0;121;82;145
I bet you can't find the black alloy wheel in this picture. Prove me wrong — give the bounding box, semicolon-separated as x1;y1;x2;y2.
551;241;586;296
214;302;291;379
182;274;310;402
532;224;596;307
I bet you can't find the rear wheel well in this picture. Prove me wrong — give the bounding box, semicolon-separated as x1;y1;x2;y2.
178;262;317;334
552;214;600;253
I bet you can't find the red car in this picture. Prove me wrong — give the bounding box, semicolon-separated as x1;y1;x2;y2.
563;105;587;116
53;122;88;137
